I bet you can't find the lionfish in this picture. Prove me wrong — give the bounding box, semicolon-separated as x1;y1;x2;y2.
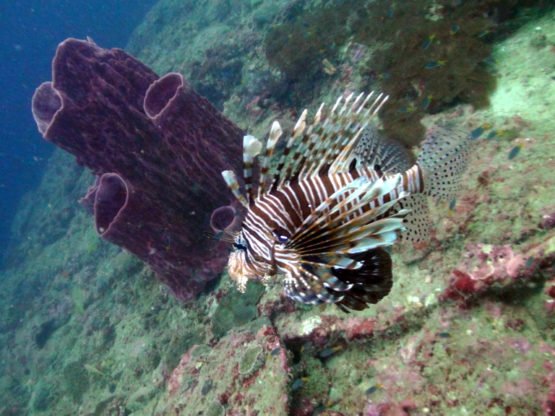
221;92;470;311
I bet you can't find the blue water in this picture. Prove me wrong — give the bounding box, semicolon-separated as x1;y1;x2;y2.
0;0;156;260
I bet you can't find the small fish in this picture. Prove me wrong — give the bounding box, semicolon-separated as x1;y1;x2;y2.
270;347;281;356
450;24;460;35
366;384;381;395
424;60;446;69
486;130;497;140
508;145;521;160
84;364;106;377
291;378;304;391
438;332;451;338
222;92;473;311
322;58;337;75
469;126;484;140
386;6;394;18
318;345;343;359
422;34;436;50
398;102;416;113
421;95;432;110
449;198;457;211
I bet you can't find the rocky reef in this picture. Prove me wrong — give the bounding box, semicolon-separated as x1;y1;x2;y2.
0;1;554;415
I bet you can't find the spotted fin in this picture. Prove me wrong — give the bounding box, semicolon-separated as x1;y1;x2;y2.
417;125;473;201
353;124;414;173
395;194;432;243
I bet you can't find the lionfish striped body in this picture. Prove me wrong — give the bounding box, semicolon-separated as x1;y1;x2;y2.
222;92;470;311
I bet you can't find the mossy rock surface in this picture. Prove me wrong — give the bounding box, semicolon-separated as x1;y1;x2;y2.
211;281;265;338
63;360;90;402
239;344;265;377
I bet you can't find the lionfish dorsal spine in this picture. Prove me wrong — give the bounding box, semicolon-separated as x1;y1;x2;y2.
242;134;264;204
257;120;282;197
221;170;249;208
278;110;314;187
223;91;390;209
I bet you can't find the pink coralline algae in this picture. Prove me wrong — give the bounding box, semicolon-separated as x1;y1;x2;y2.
544;377;555;416
442;243;529;302
441;236;555;306
31;38;243;300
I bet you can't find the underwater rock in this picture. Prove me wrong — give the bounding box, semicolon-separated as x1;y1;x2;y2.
31;38;243;300
211;282;265;339
62;360;90;402
239;345;265;378
163;326;290;414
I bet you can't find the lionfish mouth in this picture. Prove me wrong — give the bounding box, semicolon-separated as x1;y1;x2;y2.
227;251;250;293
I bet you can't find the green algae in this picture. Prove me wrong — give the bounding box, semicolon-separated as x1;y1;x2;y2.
263;1;552;145
31;381;54;411
211;281;265;338
63;361;90;402
206;401;226;416
239;344;265;377
290;352;330;409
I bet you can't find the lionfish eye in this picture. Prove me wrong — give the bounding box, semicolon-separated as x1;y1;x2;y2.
233;242;247;251
233;234;248;251
273;228;290;244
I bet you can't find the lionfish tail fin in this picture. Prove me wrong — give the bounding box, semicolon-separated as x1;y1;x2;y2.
417;126;474;202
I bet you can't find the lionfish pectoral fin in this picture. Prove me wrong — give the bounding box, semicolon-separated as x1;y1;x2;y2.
283;266;343;306
287;174;409;260
332;248;394;311
290;247;393;311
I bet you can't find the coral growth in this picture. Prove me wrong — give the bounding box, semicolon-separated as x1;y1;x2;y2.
442;240;554;305
62;361;90;402
32;38;243;300
239;345;265;377
264;0;550;144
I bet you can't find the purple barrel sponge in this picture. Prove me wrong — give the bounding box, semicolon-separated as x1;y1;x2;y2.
31;38;243;300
